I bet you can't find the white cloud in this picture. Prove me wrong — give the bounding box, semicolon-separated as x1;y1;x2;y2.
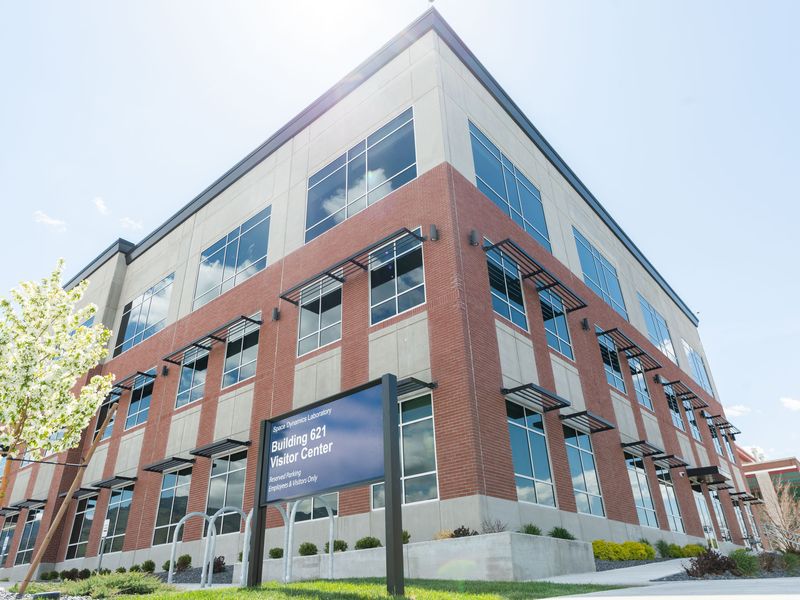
93;196;109;215
32;210;67;232
726;404;751;418
119;216;143;231
780;397;800;412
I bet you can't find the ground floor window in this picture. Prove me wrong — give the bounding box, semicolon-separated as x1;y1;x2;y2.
709;490;731;541
102;485;134;553
625;453;658;528
656;468;684;533
295;493;339;521
563;426;603;516
14;509;42;565
66;496;96;559
372;394;438;508
733;504;749;546
153;468;191;545
206;451;246;535
507;401;556;507
0;515;17;564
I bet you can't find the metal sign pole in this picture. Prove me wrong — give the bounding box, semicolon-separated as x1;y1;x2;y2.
97;518;110;572
381;373;404;596
247;419;269;587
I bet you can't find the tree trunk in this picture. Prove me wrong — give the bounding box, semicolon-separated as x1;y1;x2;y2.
0;455;12;504
18;404;118;595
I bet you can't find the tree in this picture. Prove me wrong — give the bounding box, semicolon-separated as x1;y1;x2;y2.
763;479;800;552
0;259;113;502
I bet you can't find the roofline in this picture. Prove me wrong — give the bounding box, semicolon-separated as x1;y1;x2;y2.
66;8;698;325
65;238;135;290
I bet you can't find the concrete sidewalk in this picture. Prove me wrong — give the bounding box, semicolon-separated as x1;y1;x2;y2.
538;558;687;586
558;576;800;598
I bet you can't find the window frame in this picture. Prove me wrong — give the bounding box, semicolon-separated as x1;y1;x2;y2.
505;400;557;508
0;514;18;565
573;228;628;319
628;357;653;410
540;288;573;359
113;272;175;357
709;490;731;541
597;328;626;393
65;495;97;560
682;339;714;396
656;467;684;533
563;426;604;517
153;466;193;546
684;400;703;442
637;294;677;364
294;492;340;522
124;369;156;430
101;484;134;554
175;348;209;409
297;279;343;357
204;450;247;536
368;229;426;326
221;318;260;390
625;452;659;528
14;508;42;565
485;240;528;331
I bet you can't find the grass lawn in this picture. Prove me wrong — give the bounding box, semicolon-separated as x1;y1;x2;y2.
118;578;621;599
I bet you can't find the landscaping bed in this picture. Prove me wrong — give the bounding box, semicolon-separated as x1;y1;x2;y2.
654;549;800;581
153;565;233;585
595;557;675;572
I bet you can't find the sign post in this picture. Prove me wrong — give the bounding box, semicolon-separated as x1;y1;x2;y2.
248;375;403;595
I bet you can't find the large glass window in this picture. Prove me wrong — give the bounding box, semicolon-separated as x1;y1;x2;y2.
114;273;175;356
194;207;272;309
707;417;724;456
684;401;702;442
722;432;736;462
486;242;527;329
0;515;17;565
628;357;652;409
597;328;626;392
710;490;731;541
540;289;573;359
66;496;96;559
664;384;685;431
574;228;628;319
295;493;339;522
656;468;684;533
306;108;416;243
153;468;192;546
176;349;208;409
298;281;342;356
372;394;438;508
369;232;425;325
733;504;749;546
682;340;713;396
102;485;133;553
222;320;260;389
206;451;246;535
637;295;677;363
14;508;42;565
94;396;116;441
469;122;551;251
564;426;604;516
506;401;555;507
626;453;658;528
125;370;155;430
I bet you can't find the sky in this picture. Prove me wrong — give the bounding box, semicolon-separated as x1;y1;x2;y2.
0;0;798;459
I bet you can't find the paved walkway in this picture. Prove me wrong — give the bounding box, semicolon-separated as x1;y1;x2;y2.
558;576;800;598
538;559;688;586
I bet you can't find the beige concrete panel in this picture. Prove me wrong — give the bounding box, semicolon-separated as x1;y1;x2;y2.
732;468;747;493
641;411;664;448
84;443;108;484
550;354;585;411
494;320;537;388
368;312;431;382
676;432;696;467
695;444;710;468
115;429;145;477
610;392;638;442
294;347;342;409
9;469;31;504
31;463;56;500
165;405;202;457
215;384;255;441
412;89;446;177
282;183;305;259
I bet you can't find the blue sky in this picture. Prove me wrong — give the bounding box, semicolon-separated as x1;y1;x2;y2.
1;1;797;459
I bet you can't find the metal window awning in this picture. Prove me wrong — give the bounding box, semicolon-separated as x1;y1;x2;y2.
651;454;689;469
746;498;764;505
502;383;571;413
109;370;158;397
657;378;708;410
709;483;734;491
143;457;195;473
0;507;19;517
621;440;665;457
397;377;437;397
58;488;98;501
279;227;426;305
595;328;662;371
686;465;729;486
559;410;615;433
92;475;137;489
707;415;741;436
163;314;263;365
11;499;47;510
730;492;758;503
482;238;587;312
191;438;251;458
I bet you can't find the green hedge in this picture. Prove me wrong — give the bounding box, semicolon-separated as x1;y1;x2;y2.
592;540;656;561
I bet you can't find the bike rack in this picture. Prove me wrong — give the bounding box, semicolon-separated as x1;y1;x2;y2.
167;512;217;588
275;497;336;584
203;505;254;587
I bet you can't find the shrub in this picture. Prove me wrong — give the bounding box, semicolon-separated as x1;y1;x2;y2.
49;570;60;580
684;549;736;577
760;552;782;573
268;547;284;559
323;539;348;553
176;554;192;573
298;542;318;556
667;543;684;558
238;551;243;562
655;539;671;558
78;568;92;580
68;568;80;580
129;564;142;573
729;548;759;577
115;567;127;574
213;556;226;574
63;572;165;597
402;530;411;544
141;560;155;574
783;551;800;574
481;519;507;534
434;529;453;540
40;571;51;581
682;544;706;557
548;526;576;540
521;523;542;536
452;525;478;538
97;569;111;576
354;536;382;549
162;560;171;573
592;540;655;561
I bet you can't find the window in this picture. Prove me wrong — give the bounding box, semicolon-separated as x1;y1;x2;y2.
733;504;748;546
14;508;42;565
153;468;192;545
709;490;731;541
722;432;736;462
0;515;17;565
540;289;572;359
506;401;556;507
597;328;626;393
469;122;551;251
125;370;155;430
94;396;116;441
295;493;339;522
101;485;133;553
114;273;175;356
372;394;438;508
222;320;260;389
574;228;628;319
66;496;96;559
684;401;702;441
628;357;652;409
206;451;246;535
637;295;676;363
707;417;724;456
656;468;684;533
625;453;658;528
563;426;604;516
486;242;527;329
306;108;416;243
298;281;342;356
663;384;685;431
682;340;713;396
369;231;425;325
194;207;272;309
176;348;208;408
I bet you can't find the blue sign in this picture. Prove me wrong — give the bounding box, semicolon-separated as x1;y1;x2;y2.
263;382;385;503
